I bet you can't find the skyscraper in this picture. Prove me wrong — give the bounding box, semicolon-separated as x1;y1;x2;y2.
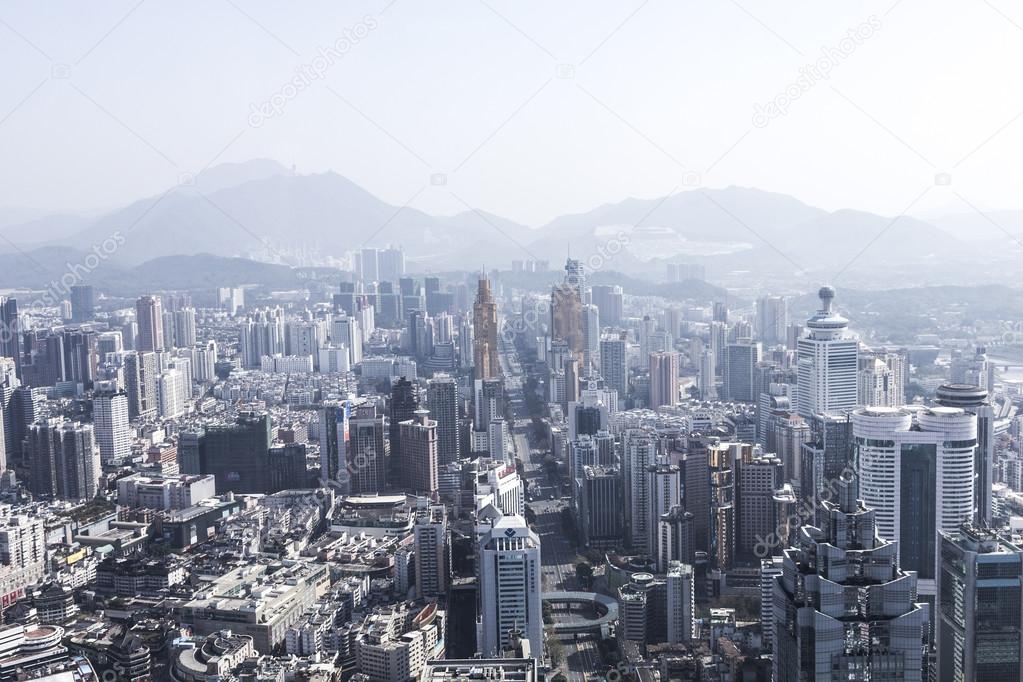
590;284;623;326
358;247;379;282
124;351;158;421
796;286;858;419
319;400;351;491
389;377;418;485
27;420;100;501
174;307;197;348
69;285;95;323
414;505;448;599
551;260;585;361
135;295;164;352
857;353;904;407
756;295;787;345
348;403;388;495
93;390;131;465
199;412;273;494
624;429;657;553
378;246;405;282
599;333;628;402
477;512;542;657
426;374;459;465
582;303;600;373
649;351;680;408
400;410;438;495
772;479;928;681
724;341;762;402
0;297;21;378
854;405;976;593
472;276;500;380
935;383;996;527
937;523;1023;681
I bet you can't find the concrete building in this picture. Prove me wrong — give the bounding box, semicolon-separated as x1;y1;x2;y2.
796;286;858;419
116;473;216;510
854;405;976;594
937;523;1023;681
477;513;542;658
772;481;928;681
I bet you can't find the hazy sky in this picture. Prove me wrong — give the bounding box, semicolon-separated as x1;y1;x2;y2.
2;0;1022;226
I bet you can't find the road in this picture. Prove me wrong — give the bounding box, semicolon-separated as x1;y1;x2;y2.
499;335;605;681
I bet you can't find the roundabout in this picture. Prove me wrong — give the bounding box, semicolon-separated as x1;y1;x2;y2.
543;591;618;634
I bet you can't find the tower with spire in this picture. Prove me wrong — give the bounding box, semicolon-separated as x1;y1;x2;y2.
796;285;859;419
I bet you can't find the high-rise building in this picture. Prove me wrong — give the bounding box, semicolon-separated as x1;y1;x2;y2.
27;419;100;501
0;514;47;603
69;285;95;323
590;284;623;326
93;390;131;464
477;512;542;657
798;411;853;527
156;369;185;418
330;314;362;367
400;410;438;496
551;260;585;362
649;351;680;409
358;247;379;282
698;348;717;400
389;378;418;485
950;346;994;395
796;286;858;418
173;308;197;348
937;523;1023;681
414;505;448;599
935;383;996;527
268;443;308;492
649;461;681;555
858;351;906;407
624;430;657;553
854;405;976;593
123;351;158;421
319;400;351;491
426;374;459;465
582;303;600;373
472;277;500;380
657;506;694;573
0;297;21;378
682;444;711;556
599;333;628;402
772;479;928;681
135;295;164;352
756;295;787;345
197;413;273;494
579;466;622;549
724;341;762;402
666;562;695;644
736;452;785;565
348;404;388;495
378;247;405;283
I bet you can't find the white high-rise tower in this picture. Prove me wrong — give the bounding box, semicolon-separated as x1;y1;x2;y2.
853;405;976;595
477;512;542;657
796;286;858;419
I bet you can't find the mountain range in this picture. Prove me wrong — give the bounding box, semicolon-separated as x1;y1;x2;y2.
0;159;1010;290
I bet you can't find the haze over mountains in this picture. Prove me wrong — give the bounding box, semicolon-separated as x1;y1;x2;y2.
0;158;1013;290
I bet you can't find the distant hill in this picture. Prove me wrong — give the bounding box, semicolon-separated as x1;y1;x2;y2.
0;160;1001;282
